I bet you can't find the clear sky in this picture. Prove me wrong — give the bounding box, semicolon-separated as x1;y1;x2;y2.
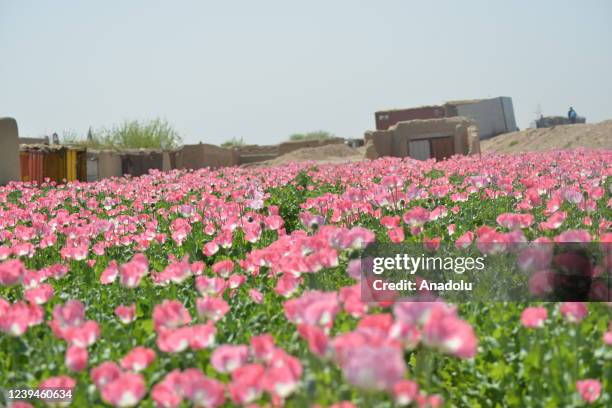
1;0;611;145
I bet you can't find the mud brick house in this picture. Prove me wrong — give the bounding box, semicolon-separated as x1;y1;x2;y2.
375;96;516;140
364;117;480;161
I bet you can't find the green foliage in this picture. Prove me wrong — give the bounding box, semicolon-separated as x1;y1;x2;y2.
220;136;245;148
288;130;335;142
62;118;182;150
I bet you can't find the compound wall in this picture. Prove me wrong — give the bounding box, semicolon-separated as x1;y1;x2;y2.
0;118;21;185
277;138;344;156
375;106;446;130
177;144;239;170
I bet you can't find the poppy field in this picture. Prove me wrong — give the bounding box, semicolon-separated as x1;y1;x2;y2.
0;149;611;407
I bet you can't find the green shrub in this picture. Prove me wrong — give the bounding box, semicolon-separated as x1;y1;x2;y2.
221;137;246;148
62;118;182;150
288;130;335;142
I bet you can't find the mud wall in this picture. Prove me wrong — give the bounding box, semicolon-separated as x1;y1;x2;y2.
0;118;21;185
177;144;239;169
365;117;479;160
277;138;344;156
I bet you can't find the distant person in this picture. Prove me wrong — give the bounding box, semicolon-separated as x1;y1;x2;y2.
568;107;578;124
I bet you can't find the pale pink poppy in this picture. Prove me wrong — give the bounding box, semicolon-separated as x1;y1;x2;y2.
422;309;478;358
121;346;156;372
228;364;265;404
152;300;192;331
195;276;226;297
179;368;226;407
196;296;230;322
101;372;147;407
340;345;405;391
189;322;217;350
115;304;136;324
65;345;88;372
576;379;601;404
0;259;25;286
211;259;234;278
91;361;122;389
249;288;264;304
559;302;588;323
392;380;419;406
211;344;249;373
520;306;548;328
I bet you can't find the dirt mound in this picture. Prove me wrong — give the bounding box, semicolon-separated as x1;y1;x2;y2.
482;120;612;153
257;143;365;166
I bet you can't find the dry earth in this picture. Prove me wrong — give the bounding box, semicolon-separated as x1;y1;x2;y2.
253;143;365;166
481;120;612;153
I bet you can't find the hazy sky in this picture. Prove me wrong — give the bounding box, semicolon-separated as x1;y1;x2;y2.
1;0;611;145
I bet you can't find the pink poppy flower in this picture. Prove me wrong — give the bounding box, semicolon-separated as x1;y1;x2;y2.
119;253;149;288
423;309;478;359
554;229;591;243
249;288;264;304
151;370;183;408
380;216;400;229
191;261;205;276
528;270;555;297
389;321;421;350
212;259;234;278
0;259;26;286
179;368;226;407
101;372;147;407
196;297;230;322
603;329;612;345
8;402;33;408
455;231;474;250
559;302;588;323
228;274;246;289
153;300;192;331
496;212;534;230
211;344;249;373
65;345;88;372
340;345;405;391
24;283;54;305
64;320;101;348
539;211;567;231
576;379;601;404
228;364;265;404
423;236;441;251
91;361;122;389
329;402;356;408
189;322;217;350
521;306;548;328
195;276;226;297
157;326;193;353
274;273;302;298
402;206;430;228
112;303;135;323
388;227;405;243
392;380;419;406
203;241;220;257
39;375;76;401
121;346;156;372
0;302;44;336
284;291;339;330
297;324;329;358
250;334;276;362
100;261;119;284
